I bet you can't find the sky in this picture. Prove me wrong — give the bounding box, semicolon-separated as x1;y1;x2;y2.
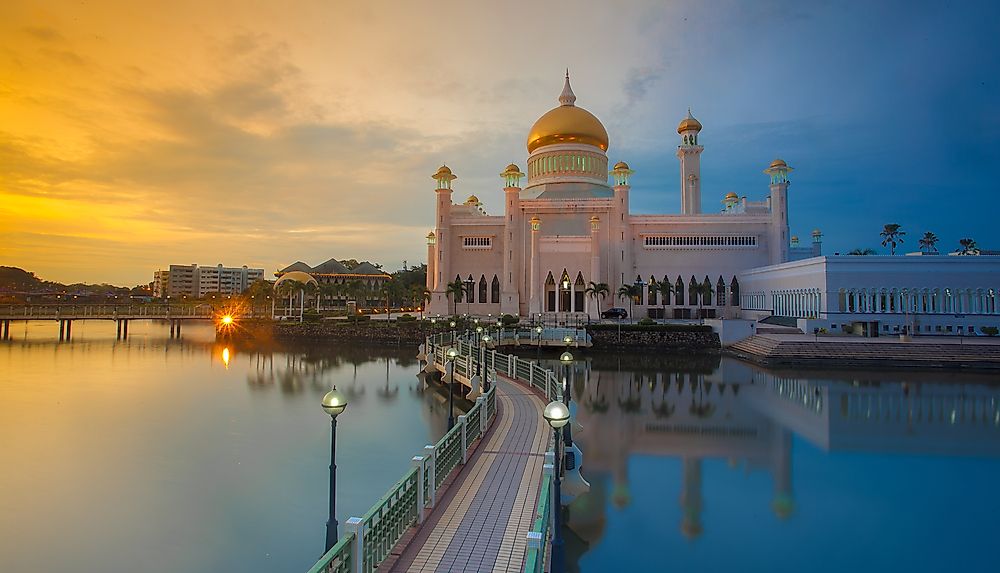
1;0;998;286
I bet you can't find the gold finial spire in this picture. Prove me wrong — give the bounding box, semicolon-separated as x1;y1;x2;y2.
559;70;576;106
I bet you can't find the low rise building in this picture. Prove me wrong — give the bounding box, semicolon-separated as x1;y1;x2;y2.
738;255;1000;336
153;264;264;298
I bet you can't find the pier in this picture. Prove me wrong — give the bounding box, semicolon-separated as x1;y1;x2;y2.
308;331;566;573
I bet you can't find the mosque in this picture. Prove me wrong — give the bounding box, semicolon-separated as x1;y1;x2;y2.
424;73;818;320
424;73;999;335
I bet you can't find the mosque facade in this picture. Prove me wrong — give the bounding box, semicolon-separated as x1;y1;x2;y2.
424;74;819;319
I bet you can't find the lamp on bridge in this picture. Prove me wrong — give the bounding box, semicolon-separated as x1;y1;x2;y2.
543;400;570;573
446;347;459;430
535;325;544;357
559;351;574;445
321;387;348;553
476;325;483;345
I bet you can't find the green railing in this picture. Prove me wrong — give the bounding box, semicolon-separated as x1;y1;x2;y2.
434;423;463;489
306;532;353;573
522;472;552;573
356;467;420;573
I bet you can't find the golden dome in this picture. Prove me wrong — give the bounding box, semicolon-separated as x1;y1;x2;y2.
612;161;630;170
724;192;739;200
503;163;520;173
465;195;480;205
677;108;702;134
432;165;456;180
769;158;788;169
526;74;609;153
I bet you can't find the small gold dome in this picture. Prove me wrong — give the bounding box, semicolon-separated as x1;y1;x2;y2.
465;195;480;205
432;165;455;179
725;192;739;200
791;235;799;242
613;161;630;170
812;228;822;236
503;163;520;173
769;158;788;169
526;74;609;153
677;108;702;134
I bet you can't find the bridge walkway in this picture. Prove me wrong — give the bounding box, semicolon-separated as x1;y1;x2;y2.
385;377;547;573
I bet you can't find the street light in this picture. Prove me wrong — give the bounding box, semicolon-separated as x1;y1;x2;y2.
476;325;483;345
559;351;574;446
446;347;459;429
480;333;491;390
536;325;543;358
321;387;348;552
543;400;570;573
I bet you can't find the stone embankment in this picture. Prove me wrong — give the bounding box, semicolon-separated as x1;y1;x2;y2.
728;334;1000;370
271;321;450;345
585;325;720;351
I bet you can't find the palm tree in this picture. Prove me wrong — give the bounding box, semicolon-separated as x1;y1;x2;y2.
695;277;714;318
303;281;319;314
880;223;906;255
847;248;877;256
445;279;465;315
918;231;939;253
957;238;980;256
617;284;637;319
585;281;609;317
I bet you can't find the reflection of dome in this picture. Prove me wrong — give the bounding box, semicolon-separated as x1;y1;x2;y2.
275;270;317;287
772;493;794;520
677;108;702;133
680;516;703;539
725;192;739;200
527;74;609;153
611;482;631;509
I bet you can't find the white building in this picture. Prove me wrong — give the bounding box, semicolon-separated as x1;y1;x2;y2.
154;264;264;298
738;255;1000;335
425;74;817;319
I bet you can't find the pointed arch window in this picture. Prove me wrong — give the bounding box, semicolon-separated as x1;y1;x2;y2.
717;276;727;306
479;275;487;303
675;276;685;306
730;277;740;306
491;275;500;303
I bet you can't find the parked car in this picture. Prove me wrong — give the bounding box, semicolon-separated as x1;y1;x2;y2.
601;307;628;319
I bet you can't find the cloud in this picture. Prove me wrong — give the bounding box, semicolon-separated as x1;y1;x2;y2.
22;26;65;42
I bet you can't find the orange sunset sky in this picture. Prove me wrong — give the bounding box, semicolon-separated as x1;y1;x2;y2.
3;1;998;285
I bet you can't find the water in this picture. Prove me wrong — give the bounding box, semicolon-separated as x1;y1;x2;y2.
562;354;1000;572
0;321;454;573
2;322;998;573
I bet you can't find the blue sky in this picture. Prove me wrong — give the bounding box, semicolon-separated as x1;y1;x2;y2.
2;0;998;283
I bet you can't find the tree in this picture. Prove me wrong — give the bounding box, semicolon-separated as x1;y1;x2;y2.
445;279;466;315
616;284;638;320
918;231;939;253
880;223;906;255
695;277;714;316
957;238;980;256
585;281;609;316
847;248;877;256
660;275;675;318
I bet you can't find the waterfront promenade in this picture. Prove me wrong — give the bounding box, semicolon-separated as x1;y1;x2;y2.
384;377;547;572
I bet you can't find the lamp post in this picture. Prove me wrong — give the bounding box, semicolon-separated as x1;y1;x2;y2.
481;334;491;391
536;325;543;358
321;387;348;552
559;351;574;446
449;320;457;345
446;346;458;429
476;325;483;345
543;400;570;573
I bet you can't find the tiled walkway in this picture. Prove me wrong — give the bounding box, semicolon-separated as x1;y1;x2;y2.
387;377;547;573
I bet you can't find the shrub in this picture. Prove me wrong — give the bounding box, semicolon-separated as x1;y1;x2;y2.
501;314;520;326
351;314;371;323
397;314;417;322
302;309;322;323
638;317;656;326
982;326;999;336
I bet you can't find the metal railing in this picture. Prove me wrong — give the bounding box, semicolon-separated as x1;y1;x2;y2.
523;471;553;573
0;304;265;320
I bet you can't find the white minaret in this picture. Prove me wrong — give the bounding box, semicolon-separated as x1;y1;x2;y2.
430;165;456;314
501;163;525;315
764;158;793;264
676;108;704;215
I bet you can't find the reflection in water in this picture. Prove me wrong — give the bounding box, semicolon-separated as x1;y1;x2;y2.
566;356;1000;572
